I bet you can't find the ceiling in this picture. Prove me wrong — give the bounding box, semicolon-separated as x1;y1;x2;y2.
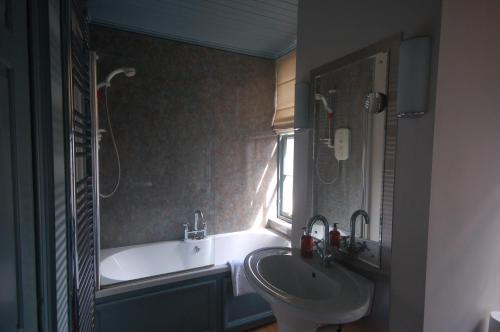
87;0;298;59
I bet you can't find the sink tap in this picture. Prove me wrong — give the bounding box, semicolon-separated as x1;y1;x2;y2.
349;210;369;252
182;223;189;241
306;214;330;265
194;210;203;231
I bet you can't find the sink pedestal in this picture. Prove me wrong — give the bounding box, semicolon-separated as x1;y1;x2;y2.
271;303;320;332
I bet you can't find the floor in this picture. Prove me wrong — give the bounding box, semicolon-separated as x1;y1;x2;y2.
248;323;278;332
248;323;346;332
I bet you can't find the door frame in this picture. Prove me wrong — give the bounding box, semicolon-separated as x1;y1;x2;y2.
28;0;72;330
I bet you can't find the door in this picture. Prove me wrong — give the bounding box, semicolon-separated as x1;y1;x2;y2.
0;0;38;331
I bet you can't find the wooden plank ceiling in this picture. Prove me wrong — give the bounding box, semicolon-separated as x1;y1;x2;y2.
87;0;298;59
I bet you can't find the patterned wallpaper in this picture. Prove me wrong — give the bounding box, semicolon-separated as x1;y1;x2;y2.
91;26;277;249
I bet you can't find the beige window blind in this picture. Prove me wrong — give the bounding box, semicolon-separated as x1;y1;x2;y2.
273;50;296;132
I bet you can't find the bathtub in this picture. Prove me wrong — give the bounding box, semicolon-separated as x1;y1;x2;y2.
99;228;290;296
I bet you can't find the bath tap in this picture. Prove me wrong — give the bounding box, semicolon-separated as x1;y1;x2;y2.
348;210;370;255
306;214;331;266
183;210;207;240
183;223;188;240
194;210;203;231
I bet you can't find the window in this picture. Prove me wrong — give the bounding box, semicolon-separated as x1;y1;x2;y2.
278;133;294;221
274;50;295;221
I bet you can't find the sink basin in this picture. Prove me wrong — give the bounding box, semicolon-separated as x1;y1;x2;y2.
244;247;374;332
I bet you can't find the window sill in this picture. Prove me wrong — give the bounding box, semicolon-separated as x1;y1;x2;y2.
267;217;292;239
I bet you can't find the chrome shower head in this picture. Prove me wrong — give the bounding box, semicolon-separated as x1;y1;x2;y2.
97;67;136;90
121;67;136;78
315;92;334;114
105;67;136;84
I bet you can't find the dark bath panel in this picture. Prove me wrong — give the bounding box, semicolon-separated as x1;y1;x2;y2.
95;272;274;332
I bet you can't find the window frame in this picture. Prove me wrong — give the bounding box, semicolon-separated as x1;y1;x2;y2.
277;133;294;222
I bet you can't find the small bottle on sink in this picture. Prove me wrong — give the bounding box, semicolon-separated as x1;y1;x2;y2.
330;223;341;249
300;227;314;258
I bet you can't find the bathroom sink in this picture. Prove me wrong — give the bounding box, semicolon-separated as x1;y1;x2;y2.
244;247;373;332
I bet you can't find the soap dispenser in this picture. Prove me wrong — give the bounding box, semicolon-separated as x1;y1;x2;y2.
300;227;314;258
330;223;341;249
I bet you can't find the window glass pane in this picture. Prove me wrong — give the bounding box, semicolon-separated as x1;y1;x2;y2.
279;134;294;220
283;137;294;176
282;175;293;217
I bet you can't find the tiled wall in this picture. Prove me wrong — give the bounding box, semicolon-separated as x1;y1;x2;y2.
90;26;277;249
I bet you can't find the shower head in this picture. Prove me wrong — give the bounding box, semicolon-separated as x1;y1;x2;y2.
97;67;136;90
106;67;136;82
315;92;334;114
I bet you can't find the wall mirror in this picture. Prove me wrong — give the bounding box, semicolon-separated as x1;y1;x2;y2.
310;38;399;269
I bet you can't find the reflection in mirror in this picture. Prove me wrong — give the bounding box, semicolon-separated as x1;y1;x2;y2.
312;52;389;266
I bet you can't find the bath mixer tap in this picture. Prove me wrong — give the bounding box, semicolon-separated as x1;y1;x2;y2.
183;210;207;240
306;214;331;266
194;210;203;231
183;223;189;240
348;210;370;254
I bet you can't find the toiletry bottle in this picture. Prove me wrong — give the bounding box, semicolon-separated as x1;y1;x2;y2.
301;227;314;258
330;223;341;249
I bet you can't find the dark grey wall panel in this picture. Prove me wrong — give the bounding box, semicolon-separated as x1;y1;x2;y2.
90;26;277;249
87;0;297;59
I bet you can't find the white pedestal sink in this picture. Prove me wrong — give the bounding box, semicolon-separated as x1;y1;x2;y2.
244;247;374;332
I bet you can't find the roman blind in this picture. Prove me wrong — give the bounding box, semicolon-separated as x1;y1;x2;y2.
273;50;296;132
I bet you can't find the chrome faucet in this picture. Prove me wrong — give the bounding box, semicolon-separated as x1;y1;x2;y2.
183;210;207;240
306;214;331;265
194;210;203;231
349;210;369;253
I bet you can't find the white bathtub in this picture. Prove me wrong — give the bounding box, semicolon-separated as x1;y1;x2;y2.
99;228;290;291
